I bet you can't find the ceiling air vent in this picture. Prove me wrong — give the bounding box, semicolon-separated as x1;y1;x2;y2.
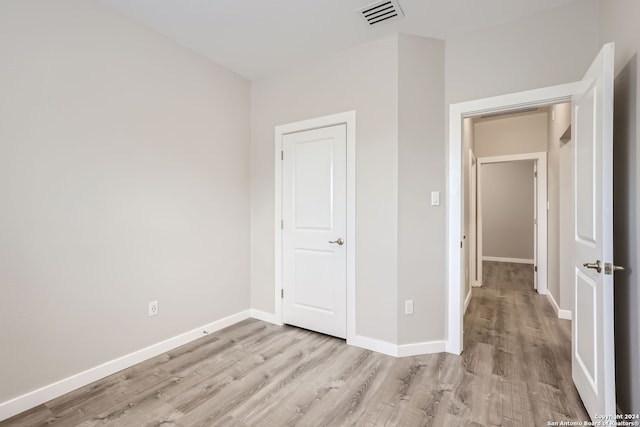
357;0;404;26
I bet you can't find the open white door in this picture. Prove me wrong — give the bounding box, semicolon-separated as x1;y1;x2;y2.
572;42;616;419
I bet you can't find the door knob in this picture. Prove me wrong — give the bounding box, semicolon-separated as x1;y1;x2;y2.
583;260;602;273
329;238;344;246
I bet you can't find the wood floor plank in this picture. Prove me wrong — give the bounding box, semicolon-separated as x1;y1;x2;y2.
1;261;590;426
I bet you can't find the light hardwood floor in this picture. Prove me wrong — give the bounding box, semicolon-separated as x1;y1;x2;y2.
2;262;588;426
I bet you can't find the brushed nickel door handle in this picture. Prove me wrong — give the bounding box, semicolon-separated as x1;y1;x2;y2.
583;260;602;273
329;238;344;246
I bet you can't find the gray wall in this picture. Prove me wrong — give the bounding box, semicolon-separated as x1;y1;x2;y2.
445;0;600;104
0;0;251;403
474;112;549;158
481;162;535;260
397;35;446;344
600;0;640;414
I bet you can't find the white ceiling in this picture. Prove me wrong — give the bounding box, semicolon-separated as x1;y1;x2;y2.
100;0;578;80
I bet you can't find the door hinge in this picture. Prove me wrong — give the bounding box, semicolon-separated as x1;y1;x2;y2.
534;265;538;272
281;151;283;160
534;171;537;178
281;219;283;229
460;241;463;249
281;289;284;298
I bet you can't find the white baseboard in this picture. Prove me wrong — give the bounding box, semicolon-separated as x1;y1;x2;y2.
250;309;282;325
348;335;445;358
397;340;447;357
464;289;472;314
348;335;398;357
545;292;572;320
0;310;250;422
558;309;572;320
546;291;560;315
482;256;534;264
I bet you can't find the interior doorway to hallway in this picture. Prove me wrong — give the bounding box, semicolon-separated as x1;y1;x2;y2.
463;108;553;299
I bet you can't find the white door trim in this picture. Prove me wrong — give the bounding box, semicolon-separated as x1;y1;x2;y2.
274;111;356;341
476;152;548;295
469;150;478;289
447;83;577;355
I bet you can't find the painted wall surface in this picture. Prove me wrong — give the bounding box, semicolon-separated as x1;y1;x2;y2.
481;161;535;260
0;0;250;403
445;0;600;105
474;112;548;158
250;35;399;343
600;0;640;414
397;34;445;344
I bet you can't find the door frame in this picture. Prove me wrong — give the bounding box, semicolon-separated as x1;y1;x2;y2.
468;149;477;289
274;111;356;341
476;152;547;295
447;83;577;354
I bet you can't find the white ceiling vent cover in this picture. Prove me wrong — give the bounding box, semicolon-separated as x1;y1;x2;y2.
357;0;404;26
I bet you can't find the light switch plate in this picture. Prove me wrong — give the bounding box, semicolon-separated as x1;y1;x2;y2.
405;300;414;315
431;191;440;206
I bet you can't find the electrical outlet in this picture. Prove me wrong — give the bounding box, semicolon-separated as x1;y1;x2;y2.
405;300;414;315
148;300;159;317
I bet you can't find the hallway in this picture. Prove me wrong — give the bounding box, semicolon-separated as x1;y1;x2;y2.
464;261;589;424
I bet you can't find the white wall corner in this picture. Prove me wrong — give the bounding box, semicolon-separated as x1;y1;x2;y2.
250;309;282;325
0;310;251;422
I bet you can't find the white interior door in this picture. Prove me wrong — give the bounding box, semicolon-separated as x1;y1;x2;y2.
571;42;616;419
282;124;347;339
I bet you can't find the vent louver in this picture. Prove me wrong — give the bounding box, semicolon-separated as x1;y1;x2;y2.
357;0;404;26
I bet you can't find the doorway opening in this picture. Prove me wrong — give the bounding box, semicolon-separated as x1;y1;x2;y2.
463;106;553;299
446;83;577;356
475;154;546;293
456;100;573;347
